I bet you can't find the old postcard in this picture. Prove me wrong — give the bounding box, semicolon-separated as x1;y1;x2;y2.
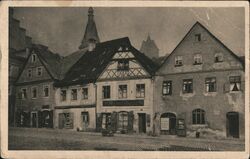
0;1;249;159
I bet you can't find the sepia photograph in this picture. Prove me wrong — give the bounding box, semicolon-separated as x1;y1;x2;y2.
0;1;249;159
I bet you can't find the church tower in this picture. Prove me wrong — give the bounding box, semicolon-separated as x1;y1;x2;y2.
79;7;100;50
140;34;159;59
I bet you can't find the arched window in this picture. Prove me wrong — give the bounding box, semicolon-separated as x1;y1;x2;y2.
192;109;205;124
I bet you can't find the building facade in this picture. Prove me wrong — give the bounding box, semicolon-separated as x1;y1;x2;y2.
153;22;245;138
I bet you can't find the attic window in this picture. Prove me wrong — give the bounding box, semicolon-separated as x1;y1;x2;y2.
215;53;223;63
195;34;201;42
118;46;123;51
117;59;129;71
37;67;42;76
31;54;36;63
175;56;183;67
92;67;96;72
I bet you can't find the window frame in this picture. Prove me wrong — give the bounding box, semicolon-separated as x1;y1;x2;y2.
31;86;38;99
71;89;78;101
82;87;88;100
182;79;193;94
27;69;32;78
21;88;27;99
102;85;111;99
162;80;172;95
192;109;205;125
205;77;216;93
136;84;145;98
118;84;128;99
175;56;183;67
37;67;43;76
229;76;241;92
195;33;201;42
193;53;202;65
60;89;67;102
43;85;49;97
117;59;129;71
214;53;223;63
31;54;36;63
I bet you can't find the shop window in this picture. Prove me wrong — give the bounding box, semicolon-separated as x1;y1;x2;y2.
43;85;49;97
82;88;88;99
215;53;223;63
162;81;172;95
183;79;193;93
229;76;241;92
118;111;128;131
192;109;205;124
195;33;201;42
71;89;77;100
27;69;32;78
205;77;216;92
117;59;129;71
102;85;110;99
60;90;67;101
118;85;127;98
136;84;145;98
175;56;183;66
194;54;202;65
37;67;43;76
31;87;37;99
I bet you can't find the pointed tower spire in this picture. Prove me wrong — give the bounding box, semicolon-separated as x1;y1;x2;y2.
79;7;100;50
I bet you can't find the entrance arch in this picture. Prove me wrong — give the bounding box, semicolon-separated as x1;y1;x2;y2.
160;112;176;135
226;112;239;138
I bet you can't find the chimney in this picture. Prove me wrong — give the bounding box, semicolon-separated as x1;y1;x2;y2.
88;38;96;51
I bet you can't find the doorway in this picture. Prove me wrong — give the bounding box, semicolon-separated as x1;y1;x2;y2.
138;113;146;133
82;112;89;131
160;112;176;135
227;112;239;138
31;112;38;128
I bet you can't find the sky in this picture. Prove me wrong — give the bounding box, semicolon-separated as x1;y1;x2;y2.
13;7;245;57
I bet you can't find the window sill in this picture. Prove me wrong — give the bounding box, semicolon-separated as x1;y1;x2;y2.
193;63;202;65
174;64;183;67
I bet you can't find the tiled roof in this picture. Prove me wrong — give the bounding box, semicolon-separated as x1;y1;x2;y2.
54;37;158;87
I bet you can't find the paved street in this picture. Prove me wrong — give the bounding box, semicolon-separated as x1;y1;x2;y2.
9;127;244;151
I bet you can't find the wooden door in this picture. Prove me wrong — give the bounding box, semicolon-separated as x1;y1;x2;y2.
58;113;65;129
227;112;239;138
138;113;146;133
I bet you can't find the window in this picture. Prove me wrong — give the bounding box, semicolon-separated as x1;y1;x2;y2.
194;54;202;65
118;111;128;131
37;67;42;76
205;77;216;92
27;69;32;78
215;53;223;63
82;112;89;125
117;59;129;71
183;79;193;93
136;84;145;98
31;54;36;63
175;56;183;66
162;81;172;95
118;85;127;98
192;109;205;124
21;88;27;99
229;76;241;92
103;86;110;99
60;90;67;101
31;87;37;98
43;85;49;97
82;88;88;99
71;89;77;100
195;34;201;42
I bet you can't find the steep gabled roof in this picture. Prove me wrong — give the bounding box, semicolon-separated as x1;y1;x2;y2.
54;37;158;87
158;21;244;70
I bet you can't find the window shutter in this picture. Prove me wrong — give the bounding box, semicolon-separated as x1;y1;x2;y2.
128;111;134;133
111;112;118;133
146;114;151;127
223;83;230;93
49;110;53;128
38;111;43;128
96;113;102;132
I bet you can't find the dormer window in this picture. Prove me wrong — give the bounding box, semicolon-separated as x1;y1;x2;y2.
31;54;36;63
175;56;183;66
215;53;223;63
117;59;129;71
194;54;202;65
195;34;201;42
